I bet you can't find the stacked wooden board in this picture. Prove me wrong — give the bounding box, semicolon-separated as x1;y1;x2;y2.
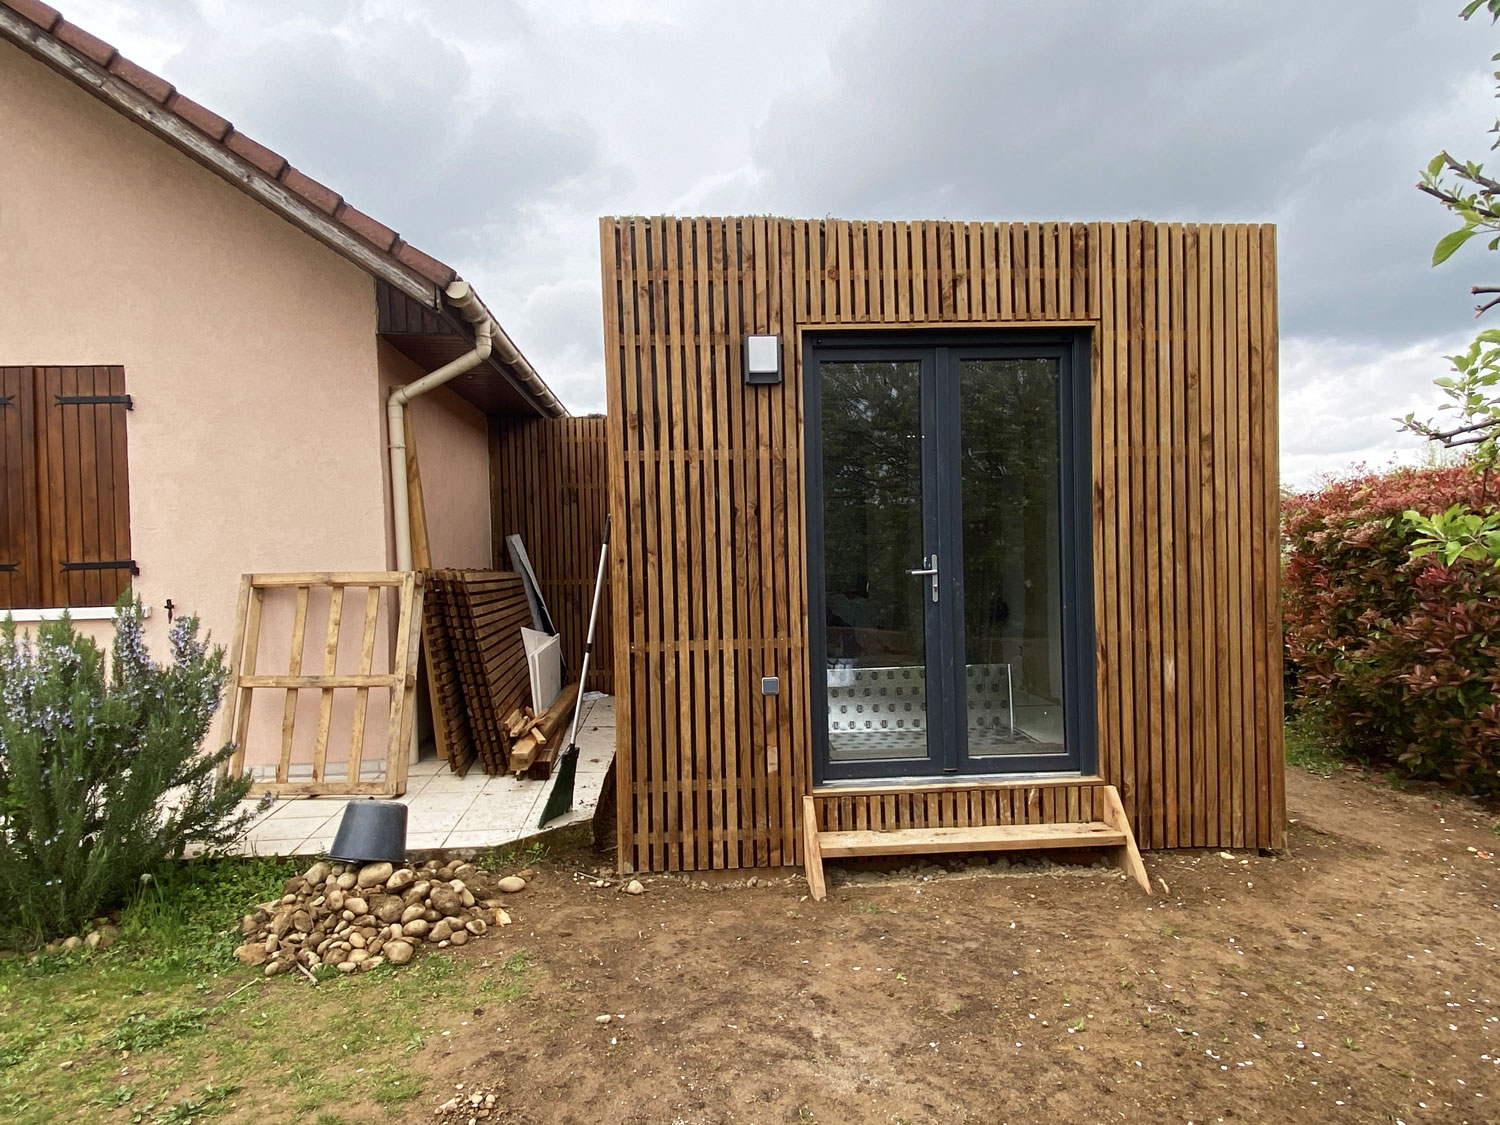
422;569;532;776
503;681;580;779
419;574;478;776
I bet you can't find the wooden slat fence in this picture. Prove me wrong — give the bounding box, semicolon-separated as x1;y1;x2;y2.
600;217;1284;873
489;415;613;694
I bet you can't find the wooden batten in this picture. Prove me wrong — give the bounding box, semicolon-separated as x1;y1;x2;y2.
489;415;613;695
600;217;1285;875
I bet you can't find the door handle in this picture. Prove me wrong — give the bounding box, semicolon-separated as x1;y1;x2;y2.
906;553;939;602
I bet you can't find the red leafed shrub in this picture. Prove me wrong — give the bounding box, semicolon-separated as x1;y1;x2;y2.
1283;463;1500;793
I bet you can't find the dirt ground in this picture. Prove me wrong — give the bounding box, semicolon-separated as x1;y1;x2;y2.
390;768;1500;1125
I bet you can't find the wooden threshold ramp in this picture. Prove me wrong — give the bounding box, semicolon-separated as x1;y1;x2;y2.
801;785;1151;901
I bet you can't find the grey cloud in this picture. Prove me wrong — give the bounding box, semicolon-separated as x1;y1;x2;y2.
751;1;1493;347
152;1;599;267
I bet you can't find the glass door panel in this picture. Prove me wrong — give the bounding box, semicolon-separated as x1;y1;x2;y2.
809;334;1091;784
819;360;934;766
955;358;1068;761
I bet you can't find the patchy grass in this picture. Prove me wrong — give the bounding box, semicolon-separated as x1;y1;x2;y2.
102;1007;208;1053
1283;713;1345;775
0;857;536;1124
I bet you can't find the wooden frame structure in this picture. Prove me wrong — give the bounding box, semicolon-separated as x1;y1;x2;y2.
599;216;1284;875
224;571;423;797
801;784;1149;901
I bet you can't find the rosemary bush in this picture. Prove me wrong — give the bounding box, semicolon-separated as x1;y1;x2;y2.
0;601;252;946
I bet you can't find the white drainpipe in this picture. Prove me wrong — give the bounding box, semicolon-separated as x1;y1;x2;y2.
388;279;507;571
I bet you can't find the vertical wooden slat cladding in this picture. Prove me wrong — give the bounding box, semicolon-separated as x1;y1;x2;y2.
488;415;613;695
0;365;131;611
600;217;1283;873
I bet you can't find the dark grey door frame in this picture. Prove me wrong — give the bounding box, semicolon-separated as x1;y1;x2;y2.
805;328;1097;786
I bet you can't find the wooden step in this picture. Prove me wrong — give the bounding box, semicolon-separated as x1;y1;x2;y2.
818;821;1127;859
801;784;1151;901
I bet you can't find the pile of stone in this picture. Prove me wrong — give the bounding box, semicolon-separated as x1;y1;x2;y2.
40;924;119;957
235;857;525;978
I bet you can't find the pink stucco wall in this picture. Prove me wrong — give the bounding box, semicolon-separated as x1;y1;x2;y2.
0;41;461;768
377;340;493;571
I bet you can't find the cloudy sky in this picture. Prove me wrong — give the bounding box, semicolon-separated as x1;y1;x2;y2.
56;0;1500;485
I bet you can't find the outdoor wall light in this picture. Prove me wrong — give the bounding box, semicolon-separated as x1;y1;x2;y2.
744;334;782;384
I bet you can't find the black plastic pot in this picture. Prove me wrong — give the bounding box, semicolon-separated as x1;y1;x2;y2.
328;801;408;864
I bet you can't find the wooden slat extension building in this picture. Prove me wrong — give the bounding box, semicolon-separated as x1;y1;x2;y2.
599;216;1283;874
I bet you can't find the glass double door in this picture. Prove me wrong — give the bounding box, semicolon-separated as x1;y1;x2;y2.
809;335;1092;782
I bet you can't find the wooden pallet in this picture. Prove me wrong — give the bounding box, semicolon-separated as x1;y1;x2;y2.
223;572;423;797
426;569;534;775
420;576;477;777
801;784;1151;901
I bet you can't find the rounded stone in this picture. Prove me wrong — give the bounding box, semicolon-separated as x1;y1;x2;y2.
385;868;416;893
384;940;415;965
429;886;464;917
336;872;358;890
402;919;431;940
497;876;527;894
234;942;269;967
373;897;404;924
303;861;331;886
625;880;645;895
400;904;426;924
465;918;487;936
357;862;394;889
449;930;468;946
429;919;453;944
337;961;357;974
346;897;369;916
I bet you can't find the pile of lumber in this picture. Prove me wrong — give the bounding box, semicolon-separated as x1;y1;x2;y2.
422;569;532;776
502;681;580;779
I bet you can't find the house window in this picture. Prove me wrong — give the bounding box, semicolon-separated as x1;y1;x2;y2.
0;366;134;611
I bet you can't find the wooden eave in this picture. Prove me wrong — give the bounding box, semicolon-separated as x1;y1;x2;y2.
377;281;557;417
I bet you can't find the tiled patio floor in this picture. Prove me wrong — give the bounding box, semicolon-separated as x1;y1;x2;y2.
231;695;614;856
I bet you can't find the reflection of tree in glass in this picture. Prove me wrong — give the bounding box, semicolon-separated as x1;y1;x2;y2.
820;363;923;665
959;360;1061;700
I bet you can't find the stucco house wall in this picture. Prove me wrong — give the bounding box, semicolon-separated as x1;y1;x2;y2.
377;340;493;571
0;38;426;766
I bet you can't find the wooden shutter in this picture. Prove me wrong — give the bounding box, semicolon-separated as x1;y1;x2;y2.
0;367;42;610
0;366;133;611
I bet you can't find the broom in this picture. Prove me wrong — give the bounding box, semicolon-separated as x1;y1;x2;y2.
538;515;610;828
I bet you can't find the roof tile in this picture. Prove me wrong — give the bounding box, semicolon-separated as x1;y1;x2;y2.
166;92;231;140
394;241;457;286
335;203;399;252
108;55;173;103
225;130;287;178
54;19;113;65
3;0;61;31
282;167;342;215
